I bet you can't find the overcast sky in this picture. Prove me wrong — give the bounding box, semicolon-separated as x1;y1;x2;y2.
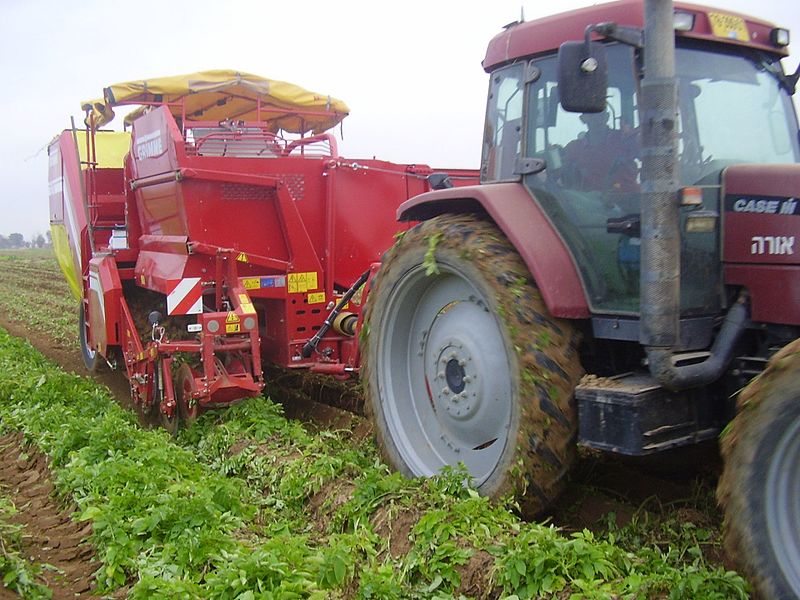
0;0;798;238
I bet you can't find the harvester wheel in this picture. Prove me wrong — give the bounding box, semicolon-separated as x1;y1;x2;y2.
718;338;800;600
363;214;582;515
135;394;159;427
176;363;200;426
78;303;102;372
159;402;180;436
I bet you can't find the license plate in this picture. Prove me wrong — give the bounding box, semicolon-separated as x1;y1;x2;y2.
708;12;750;42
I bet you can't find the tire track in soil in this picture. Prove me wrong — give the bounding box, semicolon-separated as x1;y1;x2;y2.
0;433;97;599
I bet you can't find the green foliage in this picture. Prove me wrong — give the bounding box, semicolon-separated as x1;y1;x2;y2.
0;326;750;599
0;250;75;345
424;232;443;275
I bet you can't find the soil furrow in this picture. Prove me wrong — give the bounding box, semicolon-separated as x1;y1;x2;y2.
0;434;98;599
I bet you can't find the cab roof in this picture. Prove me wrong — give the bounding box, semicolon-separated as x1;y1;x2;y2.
484;0;788;71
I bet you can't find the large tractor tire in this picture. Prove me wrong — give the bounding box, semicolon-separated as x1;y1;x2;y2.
718;338;800;599
79;303;102;372
363;215;582;515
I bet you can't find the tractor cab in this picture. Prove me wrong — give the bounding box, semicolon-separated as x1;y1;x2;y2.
482;2;800;332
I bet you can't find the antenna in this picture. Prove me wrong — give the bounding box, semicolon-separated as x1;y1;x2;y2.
520;6;525;22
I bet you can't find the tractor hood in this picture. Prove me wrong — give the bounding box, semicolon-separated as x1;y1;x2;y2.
722;163;800;265
722;163;800;326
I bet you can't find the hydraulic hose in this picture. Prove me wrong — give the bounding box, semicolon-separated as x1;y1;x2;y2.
301;269;370;359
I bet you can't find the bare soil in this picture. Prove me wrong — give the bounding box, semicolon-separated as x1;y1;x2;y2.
0;433;97;599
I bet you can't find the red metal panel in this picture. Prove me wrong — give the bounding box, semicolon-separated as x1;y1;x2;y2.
722;165;799;265
483;0;785;71
724;164;800;198
88;256;123;354
135;250;190;292
129;106;182;180
722;164;800;325
398;183;590;319
56;132;90;275
328;161;419;289
724;264;800;325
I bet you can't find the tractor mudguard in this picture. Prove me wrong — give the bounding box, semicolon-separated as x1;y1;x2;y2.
397;183;590;319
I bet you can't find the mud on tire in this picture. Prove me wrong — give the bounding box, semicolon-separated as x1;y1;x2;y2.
717;338;800;599
363;214;582;515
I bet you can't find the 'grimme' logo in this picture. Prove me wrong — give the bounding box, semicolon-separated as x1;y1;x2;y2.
135;130;164;160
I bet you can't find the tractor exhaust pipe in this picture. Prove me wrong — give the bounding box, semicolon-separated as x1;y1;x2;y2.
639;0;746;390
639;0;680;352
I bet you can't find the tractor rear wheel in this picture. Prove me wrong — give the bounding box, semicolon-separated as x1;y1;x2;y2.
718;338;800;599
78;303;102;372
363;215;582;514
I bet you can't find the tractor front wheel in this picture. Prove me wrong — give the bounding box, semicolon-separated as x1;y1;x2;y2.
363;215;582;515
718;338;800;599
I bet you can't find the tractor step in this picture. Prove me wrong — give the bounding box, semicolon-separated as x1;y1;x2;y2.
576;372;720;455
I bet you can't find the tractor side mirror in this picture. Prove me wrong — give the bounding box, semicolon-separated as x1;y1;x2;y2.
557;40;608;113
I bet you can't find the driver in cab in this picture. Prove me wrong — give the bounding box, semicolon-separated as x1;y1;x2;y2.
561;110;639;193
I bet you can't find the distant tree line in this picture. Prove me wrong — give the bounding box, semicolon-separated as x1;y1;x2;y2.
0;231;51;249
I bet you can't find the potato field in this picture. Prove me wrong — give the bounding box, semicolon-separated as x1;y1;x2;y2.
0;249;749;599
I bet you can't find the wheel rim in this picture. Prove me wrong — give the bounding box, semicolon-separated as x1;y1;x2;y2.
376;263;513;486
766;414;800;594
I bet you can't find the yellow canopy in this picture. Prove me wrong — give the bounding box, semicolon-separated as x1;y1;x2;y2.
81;70;349;134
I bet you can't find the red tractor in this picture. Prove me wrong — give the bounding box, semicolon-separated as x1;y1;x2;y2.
48;71;477;432
362;1;800;597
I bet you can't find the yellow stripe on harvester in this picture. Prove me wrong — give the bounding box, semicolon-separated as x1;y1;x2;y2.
50;224;81;300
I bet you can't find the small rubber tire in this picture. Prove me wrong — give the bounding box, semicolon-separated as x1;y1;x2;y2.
718;338;800;599
79;303;102;372
176;363;201;426
159;400;180;436
363;214;582;515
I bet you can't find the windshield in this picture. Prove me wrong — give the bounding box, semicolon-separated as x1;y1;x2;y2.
676;45;800;184
513;42;798;316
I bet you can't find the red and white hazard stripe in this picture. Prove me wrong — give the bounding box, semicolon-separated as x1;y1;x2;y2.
166;278;202;315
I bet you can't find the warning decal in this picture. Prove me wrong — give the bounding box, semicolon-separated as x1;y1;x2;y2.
239;276;287;290
288;271;319;293
307;292;326;304
238;294;256;314
236;252;249;263
166;278;202;315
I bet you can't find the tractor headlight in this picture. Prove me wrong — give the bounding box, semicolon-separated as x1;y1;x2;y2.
771;28;790;48
674;11;695;32
685;210;718;233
